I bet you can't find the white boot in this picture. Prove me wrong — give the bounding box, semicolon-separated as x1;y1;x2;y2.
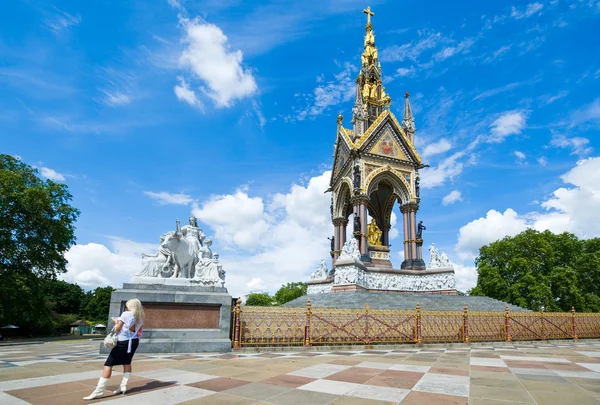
114;372;131;395
83;377;109;400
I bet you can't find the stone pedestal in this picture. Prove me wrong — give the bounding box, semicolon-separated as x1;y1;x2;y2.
100;283;232;354
367;245;392;269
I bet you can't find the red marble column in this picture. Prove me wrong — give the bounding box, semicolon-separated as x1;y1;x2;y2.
360;202;368;255
402;207;410;261
410;209;417;261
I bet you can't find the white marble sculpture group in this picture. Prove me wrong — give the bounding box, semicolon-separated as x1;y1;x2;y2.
136;216;225;287
427;243;452;268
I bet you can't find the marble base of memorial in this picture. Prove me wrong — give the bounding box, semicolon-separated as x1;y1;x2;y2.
308;256;456;295
100;282;232;354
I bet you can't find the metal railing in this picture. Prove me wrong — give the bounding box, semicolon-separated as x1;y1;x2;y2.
230;299;600;348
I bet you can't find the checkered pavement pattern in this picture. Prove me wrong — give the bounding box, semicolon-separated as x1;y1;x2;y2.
1;340;600;404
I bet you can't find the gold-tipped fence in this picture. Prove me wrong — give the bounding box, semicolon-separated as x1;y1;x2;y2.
231;299;600;348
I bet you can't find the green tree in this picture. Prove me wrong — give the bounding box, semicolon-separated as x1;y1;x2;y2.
42;278;85;315
82;287;116;322
273;282;307;305
472;229;600;312
245;293;274;306
0;155;80;332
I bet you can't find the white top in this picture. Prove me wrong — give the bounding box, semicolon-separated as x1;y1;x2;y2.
116;311;143;342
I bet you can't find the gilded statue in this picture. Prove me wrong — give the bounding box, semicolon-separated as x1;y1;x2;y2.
367;218;382;246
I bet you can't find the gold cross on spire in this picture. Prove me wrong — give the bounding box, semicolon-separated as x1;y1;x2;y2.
363;6;374;26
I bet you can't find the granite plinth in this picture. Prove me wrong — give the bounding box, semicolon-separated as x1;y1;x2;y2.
100;282;232;354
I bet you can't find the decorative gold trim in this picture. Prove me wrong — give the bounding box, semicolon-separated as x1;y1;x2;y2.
364;165;415;201
389;112;422;163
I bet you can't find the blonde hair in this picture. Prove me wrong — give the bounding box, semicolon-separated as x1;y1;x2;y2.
126;298;145;326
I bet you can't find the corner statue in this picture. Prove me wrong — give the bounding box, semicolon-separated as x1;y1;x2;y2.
136;216;226;286
367;218;382;246
417;221;426;239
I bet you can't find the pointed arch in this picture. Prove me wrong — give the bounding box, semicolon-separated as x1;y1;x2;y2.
333;178;353;219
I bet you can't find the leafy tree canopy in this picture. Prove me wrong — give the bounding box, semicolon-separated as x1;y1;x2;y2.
470;229;600;312
245;293;274;306
273;282;307;305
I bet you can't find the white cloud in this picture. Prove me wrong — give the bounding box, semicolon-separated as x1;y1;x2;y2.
396;66;416;77
456;157;600;261
144;191;194;205
97;67;137;107
247;277;266;292
63;238;158;288
442;190;462;205
294;63;356;120
514;151;526;160
43;6;81;35
453;264;478;292
381;30;444;62
542;90;568;105
420;151;465;189
39;167;66;181
422;138;452;158
511;2;544;19
537;156;548;166
549;133;593;156
483;45;512;63
389;212;399;240
488;111;526;142
178;17;257;108
174;76;203;110
473;82;521;101
189;172;331;297
433;38;476;61
456;208;528;260
570;98;600;126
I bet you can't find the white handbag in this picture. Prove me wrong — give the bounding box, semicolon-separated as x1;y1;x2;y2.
103;327;118;349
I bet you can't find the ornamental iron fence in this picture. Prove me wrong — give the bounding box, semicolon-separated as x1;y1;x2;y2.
231;299;600;348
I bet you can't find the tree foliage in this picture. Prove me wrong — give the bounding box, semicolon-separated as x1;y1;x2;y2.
81;286;116;322
273;282;307;305
245;293;274;306
0;155;82;333
471;229;600;312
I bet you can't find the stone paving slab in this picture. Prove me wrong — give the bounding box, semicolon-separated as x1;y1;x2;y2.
1;340;600;404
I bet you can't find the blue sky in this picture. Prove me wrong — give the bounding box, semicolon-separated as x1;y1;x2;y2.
2;0;599;296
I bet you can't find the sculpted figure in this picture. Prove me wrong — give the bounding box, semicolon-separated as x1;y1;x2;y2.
310;260;329;281
138;233;178;277
340;239;361;262
367;218;382;246
439;252;451;267
415;176;420;198
161;220;198;278
328;235;335;257
194;239;222;286
417;221;426;239
353;164;361;190
428;243;440;268
354;214;361;235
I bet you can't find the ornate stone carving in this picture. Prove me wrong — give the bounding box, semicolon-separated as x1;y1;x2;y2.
366;271;456;291
334;265;366;286
428;243;452;269
369;250;390;260
193;239;223;286
310;260;329;281
307;283;333;294
339;239;361;262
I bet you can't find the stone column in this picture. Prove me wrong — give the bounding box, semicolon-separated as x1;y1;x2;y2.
341;220;347;248
401;205;410;264
410;209;417;261
381;224;390;247
332;218;344;265
360;202;368;255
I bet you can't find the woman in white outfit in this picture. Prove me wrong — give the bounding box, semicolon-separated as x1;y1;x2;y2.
84;298;145;400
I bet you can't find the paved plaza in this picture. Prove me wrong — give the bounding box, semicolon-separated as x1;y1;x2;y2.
1;340;600;404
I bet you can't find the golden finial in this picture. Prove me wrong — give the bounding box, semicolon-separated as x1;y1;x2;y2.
363;6;374;30
337;112;343;125
405;91;410;99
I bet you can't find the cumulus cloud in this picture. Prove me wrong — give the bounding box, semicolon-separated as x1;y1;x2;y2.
62;238;158;288
488;111;526;142
511;2;544;19
174;76;203;110
456;157;600;261
177;17;257;108
39;167;66;181
144;191;194;205
442;190;462;205
422;138;452;158
420;151;465;189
